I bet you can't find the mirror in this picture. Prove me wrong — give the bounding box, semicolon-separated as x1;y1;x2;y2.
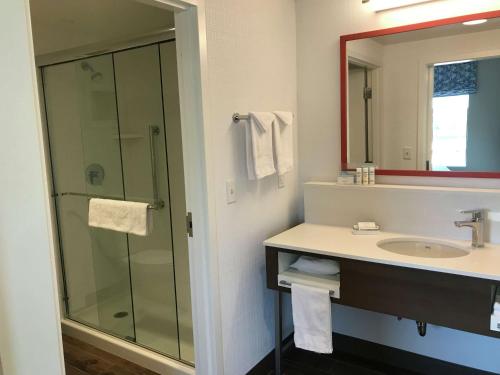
342;13;500;177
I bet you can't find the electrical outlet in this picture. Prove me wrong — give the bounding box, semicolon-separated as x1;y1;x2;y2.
402;147;412;160
226;179;236;204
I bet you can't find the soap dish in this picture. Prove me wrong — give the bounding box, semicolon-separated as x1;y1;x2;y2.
352;223;380;235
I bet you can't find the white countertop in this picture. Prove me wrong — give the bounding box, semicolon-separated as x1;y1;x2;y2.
264;223;500;281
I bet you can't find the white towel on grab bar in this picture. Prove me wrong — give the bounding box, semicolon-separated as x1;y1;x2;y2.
272;111;294;176
246;112;276;180
88;198;152;236
292;283;333;354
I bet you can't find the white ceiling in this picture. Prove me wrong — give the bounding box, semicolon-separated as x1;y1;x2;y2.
29;0;174;56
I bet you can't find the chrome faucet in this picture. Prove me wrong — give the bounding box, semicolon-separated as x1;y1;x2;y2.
454;209;485;248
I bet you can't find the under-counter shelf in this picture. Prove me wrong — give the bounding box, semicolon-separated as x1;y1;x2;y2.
278;268;341;299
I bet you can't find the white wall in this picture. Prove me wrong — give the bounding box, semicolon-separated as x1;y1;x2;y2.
204;0;299;373
0;1;65;374
296;0;500;372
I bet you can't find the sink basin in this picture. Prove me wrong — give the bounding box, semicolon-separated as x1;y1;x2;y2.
377;238;469;259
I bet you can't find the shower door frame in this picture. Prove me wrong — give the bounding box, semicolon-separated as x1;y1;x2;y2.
17;0;222;374
41;39;190;361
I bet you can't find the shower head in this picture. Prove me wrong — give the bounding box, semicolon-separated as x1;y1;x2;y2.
81;62;103;81
91;72;103;81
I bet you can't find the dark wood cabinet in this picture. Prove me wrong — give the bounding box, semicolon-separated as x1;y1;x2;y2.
266;246;500;339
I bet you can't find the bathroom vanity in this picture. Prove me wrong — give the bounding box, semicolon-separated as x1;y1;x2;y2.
265;223;500;373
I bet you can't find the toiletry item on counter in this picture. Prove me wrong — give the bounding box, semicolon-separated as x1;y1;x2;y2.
362;167;369;184
369;166;376;185
356;168;362;185
357;222;378;230
290;256;340;275
337;172;355;185
352;221;380;235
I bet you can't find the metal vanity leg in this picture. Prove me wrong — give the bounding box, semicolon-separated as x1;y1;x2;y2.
275;289;282;375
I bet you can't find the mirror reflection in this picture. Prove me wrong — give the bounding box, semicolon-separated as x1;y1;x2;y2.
346;18;500;172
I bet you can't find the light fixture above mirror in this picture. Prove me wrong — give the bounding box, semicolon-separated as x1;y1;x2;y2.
463;19;488;26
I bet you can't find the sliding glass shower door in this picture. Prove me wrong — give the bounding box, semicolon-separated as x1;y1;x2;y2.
43;53;136;341
42;42;193;363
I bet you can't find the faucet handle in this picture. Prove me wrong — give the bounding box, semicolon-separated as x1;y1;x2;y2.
459;209;485;220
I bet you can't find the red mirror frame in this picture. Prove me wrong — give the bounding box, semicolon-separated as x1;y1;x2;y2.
340;10;500;178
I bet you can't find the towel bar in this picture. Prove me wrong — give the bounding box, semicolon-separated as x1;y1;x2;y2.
279;280;336;297
56;192;161;210
232;112;295;123
232;113;250;123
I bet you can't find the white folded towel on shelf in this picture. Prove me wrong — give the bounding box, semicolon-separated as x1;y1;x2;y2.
493;302;500;316
88;198;152;236
246;112;276;180
292;283;333;354
272;111;294;176
290;256;340;276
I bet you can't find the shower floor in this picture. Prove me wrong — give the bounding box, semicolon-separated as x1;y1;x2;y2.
71;294;194;363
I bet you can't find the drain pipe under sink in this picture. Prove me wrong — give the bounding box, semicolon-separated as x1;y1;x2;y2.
416;321;427;336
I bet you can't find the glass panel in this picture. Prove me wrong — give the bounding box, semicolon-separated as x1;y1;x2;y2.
113;45;180;358
43;55;135;340
160;41;194;364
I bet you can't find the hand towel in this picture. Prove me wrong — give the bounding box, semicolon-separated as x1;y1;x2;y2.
246;112;276;180
272;111;294;176
292;283;333;354
88;198;152;236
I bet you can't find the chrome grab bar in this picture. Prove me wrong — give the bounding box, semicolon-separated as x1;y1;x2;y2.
279;280;336;297
148;125;165;210
56;125;165;211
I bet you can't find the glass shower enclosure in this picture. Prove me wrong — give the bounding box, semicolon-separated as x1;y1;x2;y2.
42;42;193;364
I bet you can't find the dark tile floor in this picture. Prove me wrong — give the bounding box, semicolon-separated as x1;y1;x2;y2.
255;344;421;375
63;335;158;375
63;334;419;375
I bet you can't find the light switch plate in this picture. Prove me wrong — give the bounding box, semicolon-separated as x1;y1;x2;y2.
226;179;236;204
403;147;412;160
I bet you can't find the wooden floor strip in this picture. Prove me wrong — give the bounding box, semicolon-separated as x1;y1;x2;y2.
63;335;159;375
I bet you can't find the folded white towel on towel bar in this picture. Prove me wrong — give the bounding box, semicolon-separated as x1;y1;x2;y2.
272;111;294;176
88;198;152;236
246;112;276;180
292;283;333;354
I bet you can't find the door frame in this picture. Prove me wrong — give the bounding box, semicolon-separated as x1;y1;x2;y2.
1;0;223;374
